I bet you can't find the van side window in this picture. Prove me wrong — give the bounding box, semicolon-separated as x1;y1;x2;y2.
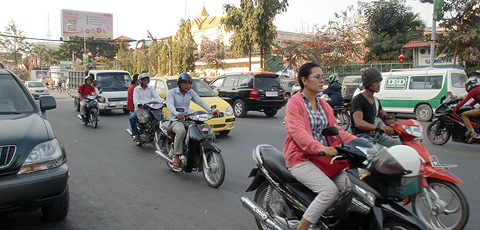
409;76;443;89
451;73;468;88
155;81;167;93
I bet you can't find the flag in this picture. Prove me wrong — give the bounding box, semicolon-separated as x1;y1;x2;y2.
147;30;156;43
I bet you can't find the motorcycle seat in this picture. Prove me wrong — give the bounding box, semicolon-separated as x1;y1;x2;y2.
259;146;298;183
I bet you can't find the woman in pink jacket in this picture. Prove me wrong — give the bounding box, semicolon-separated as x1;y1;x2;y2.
284;63;356;230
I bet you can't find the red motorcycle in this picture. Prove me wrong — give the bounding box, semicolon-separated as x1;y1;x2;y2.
389;119;469;230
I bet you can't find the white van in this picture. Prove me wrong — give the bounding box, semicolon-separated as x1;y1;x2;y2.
375;68;467;121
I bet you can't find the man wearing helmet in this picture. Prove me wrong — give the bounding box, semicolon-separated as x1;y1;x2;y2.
350;68;401;147
130;72;164;141
165;73;220;172
321;73;344;107
78;76;98;121
453;76;480;142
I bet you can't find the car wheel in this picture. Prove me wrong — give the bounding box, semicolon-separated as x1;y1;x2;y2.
123;109;130;114
264;109;277;117
219;130;230;136
42;185;69;221
233;99;247;118
415;104;433;122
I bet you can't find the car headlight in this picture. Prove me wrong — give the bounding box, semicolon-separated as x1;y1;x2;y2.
402;125;423;138
18;138;65;175
225;106;233;116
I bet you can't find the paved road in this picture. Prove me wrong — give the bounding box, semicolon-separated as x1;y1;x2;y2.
1;91;479;230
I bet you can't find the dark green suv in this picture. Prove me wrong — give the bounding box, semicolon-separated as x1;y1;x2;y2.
209;73;287;117
0;68;69;220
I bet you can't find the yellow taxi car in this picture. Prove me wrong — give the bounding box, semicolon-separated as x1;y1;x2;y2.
149;76;235;135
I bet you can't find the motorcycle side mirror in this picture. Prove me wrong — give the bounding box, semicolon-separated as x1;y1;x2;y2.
322;126;339;136
440;95;446;104
211;105;217;110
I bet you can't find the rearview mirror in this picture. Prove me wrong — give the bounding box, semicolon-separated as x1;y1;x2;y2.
321;126;339;136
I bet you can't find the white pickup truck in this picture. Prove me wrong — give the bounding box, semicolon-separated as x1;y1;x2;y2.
67;70;132;114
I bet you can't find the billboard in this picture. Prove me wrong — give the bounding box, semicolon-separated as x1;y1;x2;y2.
61;9;113;39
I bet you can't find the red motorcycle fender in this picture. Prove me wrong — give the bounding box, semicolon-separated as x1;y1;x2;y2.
421;165;463;185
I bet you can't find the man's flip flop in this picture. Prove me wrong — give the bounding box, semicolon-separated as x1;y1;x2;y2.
170;162;182;172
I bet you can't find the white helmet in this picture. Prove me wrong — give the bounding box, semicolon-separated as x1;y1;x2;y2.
465;76;479;92
328;74;339;83
385;145;421;175
138;72;150;81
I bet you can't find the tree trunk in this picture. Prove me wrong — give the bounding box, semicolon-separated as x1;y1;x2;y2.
260;48;264;71
248;45;252;71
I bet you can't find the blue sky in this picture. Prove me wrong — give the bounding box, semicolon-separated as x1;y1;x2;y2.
0;0;434;42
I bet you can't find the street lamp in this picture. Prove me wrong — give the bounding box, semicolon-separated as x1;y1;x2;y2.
67;23;87;68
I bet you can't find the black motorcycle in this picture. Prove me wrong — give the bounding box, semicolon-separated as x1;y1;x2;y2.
79;94;101;129
333;105;350;131
126;101;165;147
155;110;226;188
427;96;480;145
241;126;428;230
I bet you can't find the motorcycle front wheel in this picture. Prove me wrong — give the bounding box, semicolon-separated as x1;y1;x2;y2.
412;179;469;230
336;111;350;131
254;182;296;230
90;109;98;129
202;150;225;188
427;120;450;145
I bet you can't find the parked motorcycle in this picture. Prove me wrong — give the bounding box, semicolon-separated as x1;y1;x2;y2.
389;118;470;230
155;110;226;188
427;96;480;145
126;101;165;147
332;105;350;131
77;94;101;129
241;126;428;230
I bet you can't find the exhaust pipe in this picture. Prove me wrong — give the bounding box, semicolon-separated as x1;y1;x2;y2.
240;197;283;230
155;150;173;164
126;129;132;136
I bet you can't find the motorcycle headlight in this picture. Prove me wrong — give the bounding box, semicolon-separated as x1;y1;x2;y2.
18;138;65;175
146;103;163;110
402;125;423;138
188;113;212;122
225;106;233;116
355;185;376;206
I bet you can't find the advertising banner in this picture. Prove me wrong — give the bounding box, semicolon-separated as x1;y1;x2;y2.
61;9;113;39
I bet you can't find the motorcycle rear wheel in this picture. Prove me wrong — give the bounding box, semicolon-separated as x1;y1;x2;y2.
202;150;225;188
412;179;469;230
254;182;296;230
90;109;98;129
427;120;450;145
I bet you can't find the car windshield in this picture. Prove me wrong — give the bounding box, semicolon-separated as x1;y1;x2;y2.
0;74;35;114
451;73;468;88
254;76;282;90
27;81;45;87
166;79;216;97
96;73;132;91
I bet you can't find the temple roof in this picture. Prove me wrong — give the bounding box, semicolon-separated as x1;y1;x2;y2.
191;6;224;32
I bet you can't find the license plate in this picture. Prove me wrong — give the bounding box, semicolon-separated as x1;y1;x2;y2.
265;91;278;97
116;104;123;109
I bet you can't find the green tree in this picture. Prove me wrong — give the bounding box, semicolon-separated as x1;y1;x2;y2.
420;0;480;72
0;20;31;66
222;0;257;71
115;42;135;73
194;37;227;75
364;0;425;61
171;19;197;74
56;37;119;65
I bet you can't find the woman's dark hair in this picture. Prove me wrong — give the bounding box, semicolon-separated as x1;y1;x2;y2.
297;62;321;89
131;74;139;85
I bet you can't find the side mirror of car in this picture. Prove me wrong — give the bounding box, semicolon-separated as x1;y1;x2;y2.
211;105;217;110
39;95;56;111
213;90;219;96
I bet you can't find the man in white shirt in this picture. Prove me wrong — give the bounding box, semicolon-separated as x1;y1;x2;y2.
130;72;164;141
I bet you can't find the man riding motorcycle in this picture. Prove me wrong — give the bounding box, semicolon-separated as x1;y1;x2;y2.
164;73;219;172
78;76;98;121
453;76;480;143
131;72;164;142
321;73;344;107
350;68;401;147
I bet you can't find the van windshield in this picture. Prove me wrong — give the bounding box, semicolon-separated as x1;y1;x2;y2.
96;73;132;91
451;73;468;88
